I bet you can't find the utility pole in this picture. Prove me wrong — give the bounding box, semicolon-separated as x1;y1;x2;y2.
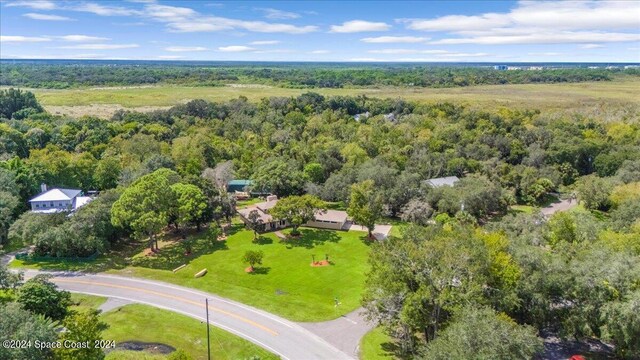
206;298;211;360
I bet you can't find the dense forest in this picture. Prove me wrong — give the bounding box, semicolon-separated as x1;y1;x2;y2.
1;62;635;89
1;86;639;358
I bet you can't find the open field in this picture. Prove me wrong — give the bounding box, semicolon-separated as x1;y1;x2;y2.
12;78;640;118
13;223;372;322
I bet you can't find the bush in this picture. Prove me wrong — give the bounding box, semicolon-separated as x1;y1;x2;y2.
16;275;71;321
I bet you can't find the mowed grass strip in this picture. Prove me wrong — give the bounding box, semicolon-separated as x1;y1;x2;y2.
120;226;372;322
66;294;275;360
359;327;397;360
101;304;278;360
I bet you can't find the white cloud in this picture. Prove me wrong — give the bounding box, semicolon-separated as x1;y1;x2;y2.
580;44;604;49
347;57;384;62
73;3;141;16
368;49;486;57
58;43;140;49
167;18;317;34
330;20;390;33
23;13;74;21
6;1;57;10
256;7;300;20
400;13;510;32
252;49;295;54
403;1;640;46
437;52;489;57
136;3;316;34
368;49;452;55
432;32;640;45
249;40;280;45
218;45;255;52
528;52;563;56
309;50;330;54
143;4;196;21
0;35;50;43
361;36;428;43
157;55;186;60
164;46;207;52
1;53;107;59
57;35;110;42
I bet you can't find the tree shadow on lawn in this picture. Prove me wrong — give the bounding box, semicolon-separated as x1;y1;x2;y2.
380;341;404;359
248;266;271;275
223;222;245;237
16;239;145;273
130;237;228;271
281;228;341;249
253;236;273;245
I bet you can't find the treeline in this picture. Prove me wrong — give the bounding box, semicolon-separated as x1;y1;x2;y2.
1;63;634;89
1;87;639;357
1;87;638;248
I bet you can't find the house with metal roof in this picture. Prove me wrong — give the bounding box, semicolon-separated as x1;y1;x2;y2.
425;176;460;188
29;186;92;213
226;179;270;198
237;195;349;232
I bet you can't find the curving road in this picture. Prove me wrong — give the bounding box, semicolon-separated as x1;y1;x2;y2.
19;269;352;360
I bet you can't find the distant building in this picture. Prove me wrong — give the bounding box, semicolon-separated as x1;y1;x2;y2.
384;113;397;122
354;112;370;122
237;195;349;232
226;179;270;198
29;185;92;213
227;180;253;193
494;65;508;70
425;176;460;188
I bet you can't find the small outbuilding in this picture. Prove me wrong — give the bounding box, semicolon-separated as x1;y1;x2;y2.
227;180;253;193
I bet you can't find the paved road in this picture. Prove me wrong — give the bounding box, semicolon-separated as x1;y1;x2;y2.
300;308;374;357
19;270;351;360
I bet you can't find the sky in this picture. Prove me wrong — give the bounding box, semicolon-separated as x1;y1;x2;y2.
0;0;639;62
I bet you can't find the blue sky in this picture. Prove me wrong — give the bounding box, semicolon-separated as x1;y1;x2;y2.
1;0;639;62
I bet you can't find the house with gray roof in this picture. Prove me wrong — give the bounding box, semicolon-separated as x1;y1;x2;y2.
29;186;92;213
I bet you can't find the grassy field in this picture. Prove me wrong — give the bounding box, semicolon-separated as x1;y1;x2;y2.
359;327;396;360
13;223;373;322
67;294;276;360
15;77;640;118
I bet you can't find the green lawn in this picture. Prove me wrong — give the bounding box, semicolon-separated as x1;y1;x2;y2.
510;205;536;214
65;294;276;360
13;223;373;322
236;197;264;208
69;293;107;311
102;304;277;360
359;327;396;360
122;225;372;321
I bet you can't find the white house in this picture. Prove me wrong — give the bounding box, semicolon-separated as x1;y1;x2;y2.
29;186;92;213
425;176;460;188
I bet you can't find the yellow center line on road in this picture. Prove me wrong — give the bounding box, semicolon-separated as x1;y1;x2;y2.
54;278;279;336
